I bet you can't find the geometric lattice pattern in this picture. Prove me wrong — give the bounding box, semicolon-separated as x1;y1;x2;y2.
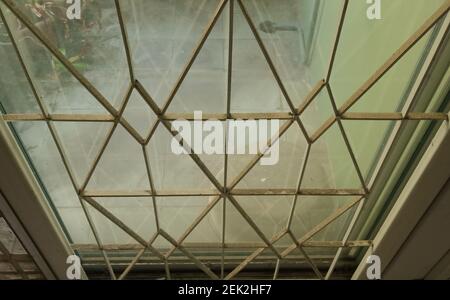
0;216;43;280
0;0;449;279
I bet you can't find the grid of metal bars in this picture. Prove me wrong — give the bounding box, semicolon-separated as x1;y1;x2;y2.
0;217;43;280
0;0;449;280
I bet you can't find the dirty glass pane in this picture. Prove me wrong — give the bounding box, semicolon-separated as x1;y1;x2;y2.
0;0;447;279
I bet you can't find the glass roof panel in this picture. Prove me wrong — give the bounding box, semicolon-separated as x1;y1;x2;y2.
86;124;150;191
120;0;222;107
168;4;228;114
330;0;447;108
183;197;224;244
231;2;291;113
8;0;131;109
1;2;112;114
157;196;218;243
302;124;363;189
0;0;448;279
290;196;357;241
88;197;157;245
121;89;157;138
299;87;335;137
53;121;113;184
240;0;342;107
0;16;39;114
343;120;394;180
235;196;292;239
349;29;435;113
147;124;220;193
234;123;307;190
225;198;266;244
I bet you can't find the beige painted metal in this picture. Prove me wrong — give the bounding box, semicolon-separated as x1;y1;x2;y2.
0;0;448;280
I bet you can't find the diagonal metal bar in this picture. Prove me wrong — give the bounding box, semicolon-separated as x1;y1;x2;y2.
225;248;264;280
160;0;228;115
82;197;165;261
323;0;367;193
224;230;286;280
325;198;365;280
0;5;48;118
326;0;349;83
159;229;219;279
310;116;336;143
227;194;281;258
165;195;222;258
142;146;160;231
337;0;450;115
0;0;145;144
118;232;158;280
227;119;294;190
119;248;145;280
237;0;311;144
114;0;134;82
143;0;228;145
299;247;323;280
0;7;122;280
326;84;369;192
80;199;116;280
0;9;100;280
163;121;224;191
286;144;311;230
227;81;322;193
273;259;281;280
141;0;208;112
250;1;315;111
282;196;364;257
80;85;134;192
82;196;146;244
0;0;114;112
297;80;327;115
287;231;323;280
136;80;224;192
0;6;80;191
